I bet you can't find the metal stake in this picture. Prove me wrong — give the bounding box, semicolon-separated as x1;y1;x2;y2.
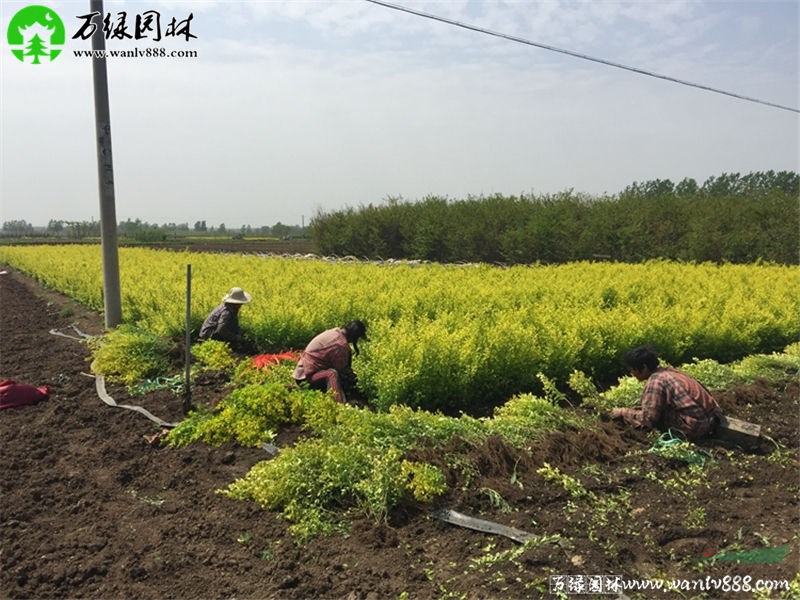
183;264;193;413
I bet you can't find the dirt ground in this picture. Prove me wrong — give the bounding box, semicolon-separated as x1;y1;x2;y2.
1;266;798;600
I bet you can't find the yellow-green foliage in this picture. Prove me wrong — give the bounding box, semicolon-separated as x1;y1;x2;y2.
784;342;800;356
402;460;447;502
680;358;742;390
2;245;797;412
316;402;485;449
224;435;449;538
167;383;328;447
233;359;298;386
732;351;800;382
191;340;238;373
170;365;573;538
169;376;463;536
590;376;645;411
486;393;576;447
224;438;365;537
567;370;601;402
679;350;800;389
87;324;173;387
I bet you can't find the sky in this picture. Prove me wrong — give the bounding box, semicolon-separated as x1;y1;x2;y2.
1;0;798;230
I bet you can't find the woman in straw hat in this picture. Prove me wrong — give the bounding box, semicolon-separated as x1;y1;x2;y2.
198;287;252;350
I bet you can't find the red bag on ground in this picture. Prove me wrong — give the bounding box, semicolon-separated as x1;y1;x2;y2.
0;379;49;410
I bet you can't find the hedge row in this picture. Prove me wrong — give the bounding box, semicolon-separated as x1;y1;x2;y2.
311;171;799;265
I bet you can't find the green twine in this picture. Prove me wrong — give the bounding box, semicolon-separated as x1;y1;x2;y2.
649;429;714;467
133;375;185;395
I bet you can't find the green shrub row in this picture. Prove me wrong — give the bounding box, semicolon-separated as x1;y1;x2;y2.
312;171;799;265
4;246;796;414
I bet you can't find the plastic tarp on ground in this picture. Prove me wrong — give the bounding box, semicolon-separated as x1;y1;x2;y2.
0;379;49;410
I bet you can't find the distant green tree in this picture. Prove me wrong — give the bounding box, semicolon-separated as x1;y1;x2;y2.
701;172;744;196
272;222;291;238
675;177;699;196
46;219;65;236
1;220;35;236
64;220;100;238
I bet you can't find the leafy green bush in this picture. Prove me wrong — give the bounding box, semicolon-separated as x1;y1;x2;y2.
733;352;800;382
567;370;601;403
224;438;371;537
675;349;799;390
167;383;327;448
223;432;450;538
486;393;576;447
88;324;174;387
680;358;742;390
589;376;644;412
232;358;298;387
191;339;238;373
316;403;485;450
171;370;477;537
401;460;448;502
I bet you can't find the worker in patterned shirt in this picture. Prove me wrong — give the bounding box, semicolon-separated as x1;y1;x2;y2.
610;345;722;441
292;320;368;403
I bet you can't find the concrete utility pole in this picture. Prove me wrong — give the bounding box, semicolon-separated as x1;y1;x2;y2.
90;0;122;328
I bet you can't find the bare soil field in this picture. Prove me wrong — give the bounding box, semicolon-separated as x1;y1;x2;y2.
1;266;797;599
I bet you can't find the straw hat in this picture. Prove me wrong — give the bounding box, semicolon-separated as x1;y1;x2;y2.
222;287;252;304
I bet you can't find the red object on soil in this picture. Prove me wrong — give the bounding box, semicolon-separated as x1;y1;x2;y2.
0;379;49;409
250;351;301;370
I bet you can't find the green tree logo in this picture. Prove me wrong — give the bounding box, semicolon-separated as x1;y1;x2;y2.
7;5;66;64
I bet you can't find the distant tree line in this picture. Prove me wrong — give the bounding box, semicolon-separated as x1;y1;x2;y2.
0;219;309;242
311;171;799;264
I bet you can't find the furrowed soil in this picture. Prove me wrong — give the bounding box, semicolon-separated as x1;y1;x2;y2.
1;266;798;600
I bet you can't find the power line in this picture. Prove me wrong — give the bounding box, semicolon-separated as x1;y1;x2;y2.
364;0;799;114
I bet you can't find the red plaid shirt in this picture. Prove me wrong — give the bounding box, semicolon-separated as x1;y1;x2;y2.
292;328;353;381
617;367;721;440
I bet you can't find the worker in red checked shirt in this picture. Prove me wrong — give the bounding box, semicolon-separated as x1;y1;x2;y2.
610;346;722;441
292;320;368;403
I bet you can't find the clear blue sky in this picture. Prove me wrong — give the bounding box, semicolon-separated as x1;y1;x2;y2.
1;0;797;229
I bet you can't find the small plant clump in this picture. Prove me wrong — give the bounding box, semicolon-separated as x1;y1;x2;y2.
87;324;174;387
191;339;239;373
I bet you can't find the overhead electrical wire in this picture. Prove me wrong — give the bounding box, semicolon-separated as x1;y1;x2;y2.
364;0;799;114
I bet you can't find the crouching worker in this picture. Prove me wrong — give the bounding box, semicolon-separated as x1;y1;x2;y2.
610;345;722;441
293;320;368;403
198;287;252;351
